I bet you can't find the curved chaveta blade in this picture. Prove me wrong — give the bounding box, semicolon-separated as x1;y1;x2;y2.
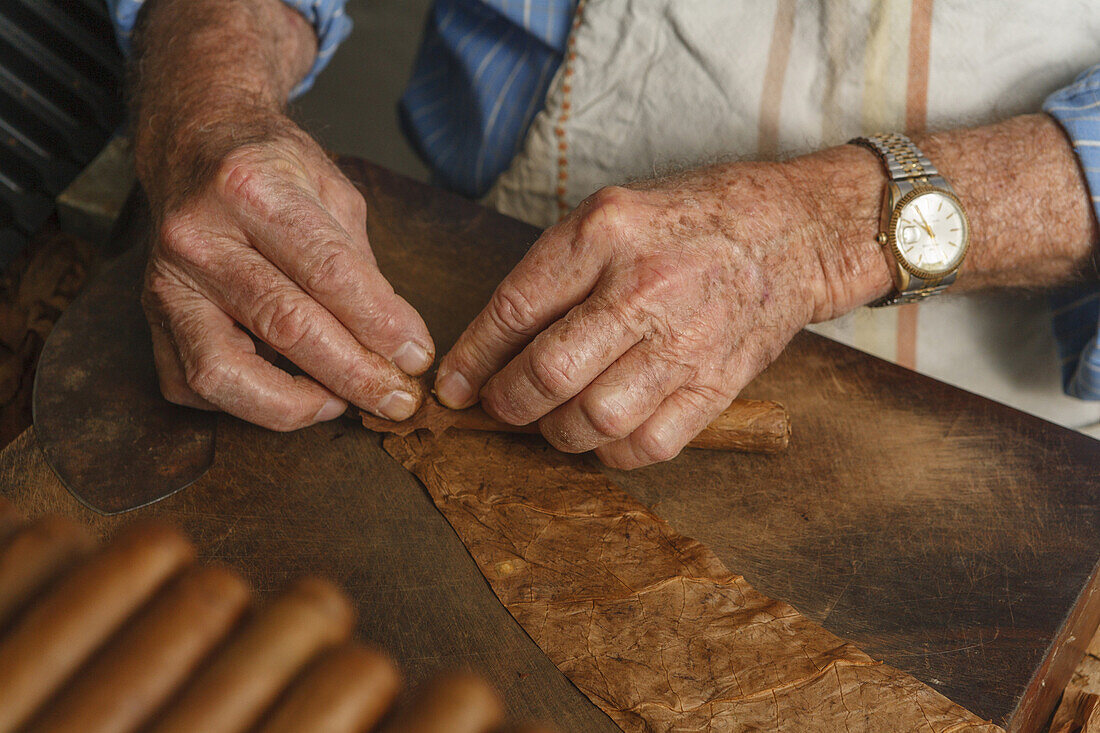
32;243;215;514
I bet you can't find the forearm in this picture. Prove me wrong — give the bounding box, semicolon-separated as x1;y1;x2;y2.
130;0;317;203
434;113;1100;467
917;115;1098;288
789;114;1099;321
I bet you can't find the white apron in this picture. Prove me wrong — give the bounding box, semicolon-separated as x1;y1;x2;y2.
484;0;1100;435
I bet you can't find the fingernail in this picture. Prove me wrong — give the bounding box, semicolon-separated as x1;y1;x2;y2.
377;390;418;421
392;340;432;374
436;370;474;408
313;398;346;422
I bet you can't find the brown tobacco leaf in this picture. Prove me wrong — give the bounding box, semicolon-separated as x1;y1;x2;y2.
360;396;459;437
383;430;1002;732
0;225;95;449
1051;687;1100;733
360;392;541;439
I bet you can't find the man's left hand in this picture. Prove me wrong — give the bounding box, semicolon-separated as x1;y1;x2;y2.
434;156;888;468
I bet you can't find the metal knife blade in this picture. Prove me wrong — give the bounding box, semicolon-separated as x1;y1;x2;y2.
32;242;215;515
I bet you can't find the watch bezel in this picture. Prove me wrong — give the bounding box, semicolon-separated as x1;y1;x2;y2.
886;186;971;281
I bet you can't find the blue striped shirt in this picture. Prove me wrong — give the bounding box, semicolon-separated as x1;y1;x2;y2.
1044;65;1100;400
108;0;1100;400
105;0;570;198
399;1;574;198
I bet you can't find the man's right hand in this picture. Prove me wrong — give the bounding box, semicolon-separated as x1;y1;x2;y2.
140;113;434;431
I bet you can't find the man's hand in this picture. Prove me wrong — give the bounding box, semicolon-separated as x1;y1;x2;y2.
435;115;1097;469
435;158;888;469
131;0;433;431
142;116;433;430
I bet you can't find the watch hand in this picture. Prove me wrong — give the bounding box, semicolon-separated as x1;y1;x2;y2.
916;209;936;239
915;208;932;236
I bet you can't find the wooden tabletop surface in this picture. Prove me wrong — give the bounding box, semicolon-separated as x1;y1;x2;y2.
2;158;1098;731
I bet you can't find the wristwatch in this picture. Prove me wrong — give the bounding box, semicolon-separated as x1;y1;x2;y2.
850;133;970;307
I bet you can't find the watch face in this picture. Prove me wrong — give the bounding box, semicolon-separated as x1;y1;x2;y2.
893;190;969;276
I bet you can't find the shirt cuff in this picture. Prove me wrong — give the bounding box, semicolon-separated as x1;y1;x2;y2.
104;0;352;98
1044;63;1100;230
279;0;353;98
1044;64;1100;400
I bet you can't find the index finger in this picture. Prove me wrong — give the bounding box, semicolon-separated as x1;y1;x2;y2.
179;234;424;420
162;294;348;431
434;224;605;409
227;179;435;375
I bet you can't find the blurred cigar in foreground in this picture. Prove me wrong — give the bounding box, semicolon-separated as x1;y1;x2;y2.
362;395;791;454
380;672;505;733
0;494;557;733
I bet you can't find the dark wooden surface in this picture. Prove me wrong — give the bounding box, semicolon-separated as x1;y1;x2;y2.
2;158;1099;731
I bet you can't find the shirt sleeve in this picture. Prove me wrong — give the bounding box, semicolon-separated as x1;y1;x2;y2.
1043;65;1100;400
103;0;352;98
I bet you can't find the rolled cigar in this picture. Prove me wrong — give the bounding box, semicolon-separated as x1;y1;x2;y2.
362;397;790;454
683;398;791;453
28;564;250;733
0;514;94;630
149;576;355;733
464;399;791;453
380;671;505;733
258;643;401;733
0;521;194;733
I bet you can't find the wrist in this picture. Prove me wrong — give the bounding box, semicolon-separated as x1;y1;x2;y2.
130;0;317;210
783;145;895;322
135;100;297;212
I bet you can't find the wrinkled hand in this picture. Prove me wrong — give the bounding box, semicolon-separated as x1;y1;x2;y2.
141;114;433;430
435;161;871;468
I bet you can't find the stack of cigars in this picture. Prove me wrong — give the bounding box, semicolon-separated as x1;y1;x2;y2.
0;496;554;733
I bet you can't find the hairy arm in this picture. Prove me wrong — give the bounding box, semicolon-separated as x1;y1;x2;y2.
131;0;315;204
436;113;1098;468
132;0;433;430
814;113;1098;320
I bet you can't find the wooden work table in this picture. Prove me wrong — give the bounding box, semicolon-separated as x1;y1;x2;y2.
1;158;1098;731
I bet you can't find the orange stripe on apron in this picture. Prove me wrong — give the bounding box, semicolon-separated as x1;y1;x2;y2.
896;0;934;370
757;0;797;158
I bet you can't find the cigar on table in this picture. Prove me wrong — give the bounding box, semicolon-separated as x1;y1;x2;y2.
379;671;506;733
362;396;791;454
0;521;194;733
257;643;401;733
149;576;355;733
27;564;251;733
0;514;94;631
0;507;559;733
